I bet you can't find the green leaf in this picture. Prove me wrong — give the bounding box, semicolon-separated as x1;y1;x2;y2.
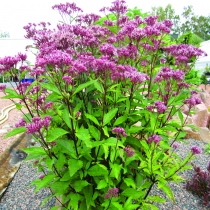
63;107;71;129
104;137;124;147
32;174;55;192
15;103;22;110
85;113;100;126
50;206;60;210
22;147;47;160
87;164;108;176
149;113;156;130
57;139;77;159
76;128;92;147
128;126;143;134
103;108;118;125
4;127;26;138
60;170;70;181
96;179;107;189
111;202;123;210
121;188;144;199
69;193;80;210
73;180;89;192
178;110;184;124
88;125;100;141
68;159;83;177
46;128;68;142
73;80;95;95
114;115;127;126
158;182;175;203
84;186;94;209
102;144;109;160
94;80;104;93
124;178;136;188
41;83;61;95
55;153;66;171
110;163;122;180
102;126;109;137
147;195;166;203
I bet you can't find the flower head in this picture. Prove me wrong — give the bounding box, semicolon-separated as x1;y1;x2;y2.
39;174;45;180
112;127;127;137
148;134;162;144
154;101;167;113
172;142;180;149
0;84;6;91
191;145;201;155
104;188;119;199
124;146;135;157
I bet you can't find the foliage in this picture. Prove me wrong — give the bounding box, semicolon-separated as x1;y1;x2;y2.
186;162;210;207
185;69;201;85
204;143;210;154
0;1;206;209
176;31;203;47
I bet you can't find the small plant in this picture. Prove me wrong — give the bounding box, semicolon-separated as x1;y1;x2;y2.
0;0;207;209
204;143;210;154
186;162;210;207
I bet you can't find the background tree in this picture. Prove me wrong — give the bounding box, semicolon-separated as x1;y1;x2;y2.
150;4;210;41
0;30;10;38
150;4;181;34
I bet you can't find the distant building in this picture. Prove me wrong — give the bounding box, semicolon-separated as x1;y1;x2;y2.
194;40;210;73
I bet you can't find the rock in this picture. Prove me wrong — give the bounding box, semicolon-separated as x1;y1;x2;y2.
192;109;209;127
184;127;201;140
197;91;210;107
199;127;210;143
181;104;189;115
0;129;7;134
2;124;13;129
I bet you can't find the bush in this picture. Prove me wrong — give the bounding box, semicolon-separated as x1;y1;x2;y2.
186;162;210;207
0;1;206;209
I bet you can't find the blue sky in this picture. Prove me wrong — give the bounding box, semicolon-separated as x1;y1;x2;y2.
0;0;210;39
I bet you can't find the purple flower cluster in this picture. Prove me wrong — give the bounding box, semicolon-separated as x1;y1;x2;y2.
124;70;149;84
184;96;201;107
0;84;6;91
104;188;119;199
148;134;162;144
191;145;202;155
124;146;135;157
154;67;184;82
15;118;26;128
17;82;31;93
154;101;167;113
26;116;52;134
172;142;180;149
62;75;72;84
112;127;127;137
0;53;27;73
77;14;100;26
162;44;207;64
52;2;83;15
36;50;72;68
43;102;53;109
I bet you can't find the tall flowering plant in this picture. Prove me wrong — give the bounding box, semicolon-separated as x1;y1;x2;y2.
0;1;207;209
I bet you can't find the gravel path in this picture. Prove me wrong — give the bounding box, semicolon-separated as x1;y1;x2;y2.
0;139;209;210
0;162;56;210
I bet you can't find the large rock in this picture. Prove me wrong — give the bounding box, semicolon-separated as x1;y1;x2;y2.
199;127;210;143
184;127;201;140
197;90;210;108
192;107;209;127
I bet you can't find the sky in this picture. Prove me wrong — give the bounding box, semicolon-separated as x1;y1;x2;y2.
0;0;210;39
